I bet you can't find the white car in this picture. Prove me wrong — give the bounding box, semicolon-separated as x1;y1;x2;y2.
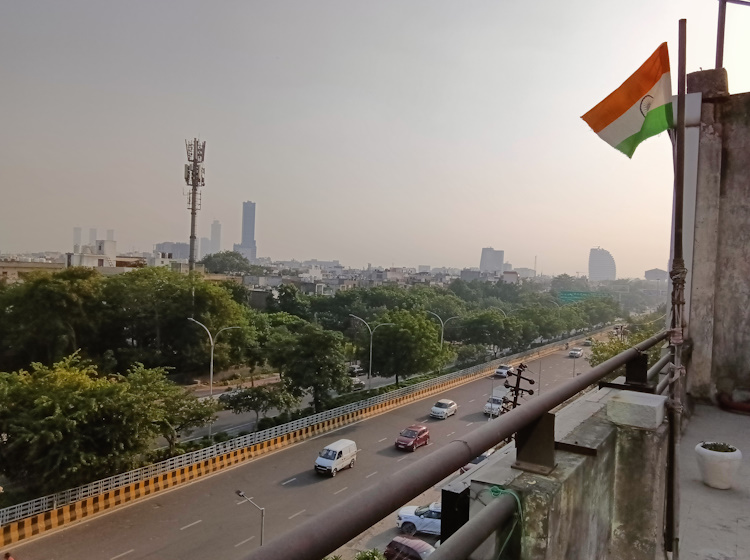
568;347;584;358
430;399;457;419
396;502;442;535
493;364;515;378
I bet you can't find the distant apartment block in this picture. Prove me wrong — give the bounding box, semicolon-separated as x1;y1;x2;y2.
589;247;617;281
515;267;536;278
479;247;504;273
645;268;669;281
418;265;431;273
210;220;222;255
461;268;481;282
155;242;190;260
233;201;257;262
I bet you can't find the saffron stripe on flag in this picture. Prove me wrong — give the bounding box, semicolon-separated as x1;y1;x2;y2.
582;43;670;133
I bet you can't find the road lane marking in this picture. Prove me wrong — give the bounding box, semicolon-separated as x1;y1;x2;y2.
447;432;455;437
466;422;474;427
482;393;488;396
378;437;387;442
289;509;306;519
234;536;255;547
236;497;254;505
281;477;296;485
366;471;378;478
397;456;409;462
334;486;348;495
468;399;475;403
180;520;202;531
110;550;134;560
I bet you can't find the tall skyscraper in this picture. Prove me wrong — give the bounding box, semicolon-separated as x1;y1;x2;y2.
233;201;257;262
210;220;221;255
589;247;616;281
199;237;211;260
479;247;504;273
73;227;82;249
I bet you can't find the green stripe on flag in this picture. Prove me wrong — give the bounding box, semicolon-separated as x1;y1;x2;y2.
615;102;674;158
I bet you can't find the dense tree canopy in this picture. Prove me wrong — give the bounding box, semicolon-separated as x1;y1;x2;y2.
198;250;252;274
0;355;216;494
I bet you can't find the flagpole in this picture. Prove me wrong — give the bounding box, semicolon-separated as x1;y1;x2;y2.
666;18;687;560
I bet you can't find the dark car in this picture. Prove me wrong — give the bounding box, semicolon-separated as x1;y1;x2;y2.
395;424;430;451
384;535;435;559
460;447;497;474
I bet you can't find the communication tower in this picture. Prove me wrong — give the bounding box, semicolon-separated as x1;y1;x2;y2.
184;138;206;271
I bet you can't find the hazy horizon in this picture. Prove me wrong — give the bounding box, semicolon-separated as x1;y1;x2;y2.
2;1;749;279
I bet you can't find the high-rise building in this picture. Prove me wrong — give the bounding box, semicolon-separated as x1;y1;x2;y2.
88;228;97;246
73;227;82;250
233;201;257;262
210;220;222;255
479;248;504;273
589;247;616;281
199;237;211;260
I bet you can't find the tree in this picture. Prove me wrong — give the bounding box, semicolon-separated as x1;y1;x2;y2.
99;267;261;374
460;310;523;357
198;251;252;274
0;267;105;371
0;356;167;493
364;310;447;385
219;385;298;430
266;284;312;320
126;364;217;453
265;323;349;412
587;323;661;380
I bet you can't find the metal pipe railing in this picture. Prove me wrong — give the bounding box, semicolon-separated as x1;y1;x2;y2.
244;330;669;560
431;493;517;560
656;370;672;395
647;352;673;383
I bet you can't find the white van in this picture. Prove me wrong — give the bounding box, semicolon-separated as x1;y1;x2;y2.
314;439;358;477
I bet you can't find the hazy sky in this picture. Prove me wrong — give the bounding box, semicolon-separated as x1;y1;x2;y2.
2;1;749;278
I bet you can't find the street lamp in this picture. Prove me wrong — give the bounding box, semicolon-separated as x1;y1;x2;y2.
236;490;265;546
188;317;240;438
349;314;394;387
425;311;459;346
426;312;459;375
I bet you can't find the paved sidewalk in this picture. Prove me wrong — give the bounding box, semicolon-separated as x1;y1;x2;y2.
680;404;750;560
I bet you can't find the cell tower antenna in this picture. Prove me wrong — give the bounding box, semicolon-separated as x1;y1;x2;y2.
184;138;206;271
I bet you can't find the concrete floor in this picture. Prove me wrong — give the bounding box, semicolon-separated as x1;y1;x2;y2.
680;404;750;560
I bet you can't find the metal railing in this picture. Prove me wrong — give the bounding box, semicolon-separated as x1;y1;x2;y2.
244;330;670;560
0;332;590;527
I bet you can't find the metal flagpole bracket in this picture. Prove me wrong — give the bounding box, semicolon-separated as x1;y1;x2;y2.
512;412;557;475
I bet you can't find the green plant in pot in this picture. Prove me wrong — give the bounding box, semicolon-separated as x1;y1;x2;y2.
694;441;742;489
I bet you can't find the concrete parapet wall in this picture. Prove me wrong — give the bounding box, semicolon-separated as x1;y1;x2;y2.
444;387;669;560
687;69;750;401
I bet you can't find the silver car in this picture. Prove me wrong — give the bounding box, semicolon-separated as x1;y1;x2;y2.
430;399;457;419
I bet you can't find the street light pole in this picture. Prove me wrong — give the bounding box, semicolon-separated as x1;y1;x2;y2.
426;312;459;375
349;314;394;388
188;318;240;438
425;312;459;346
236;490;265;546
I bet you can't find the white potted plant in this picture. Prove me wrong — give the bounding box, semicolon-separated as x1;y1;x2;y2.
694;441;742;489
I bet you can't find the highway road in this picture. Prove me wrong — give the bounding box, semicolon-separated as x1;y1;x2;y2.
11;347;592;560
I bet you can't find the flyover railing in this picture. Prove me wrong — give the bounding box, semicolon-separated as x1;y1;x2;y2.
0;330;599;527
243;330;671;560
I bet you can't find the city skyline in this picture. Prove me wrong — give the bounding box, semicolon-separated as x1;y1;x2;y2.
2;2;749;278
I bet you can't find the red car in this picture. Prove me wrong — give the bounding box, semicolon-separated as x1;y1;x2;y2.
395;424;430;452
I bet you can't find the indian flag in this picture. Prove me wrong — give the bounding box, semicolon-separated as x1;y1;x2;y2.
582;43;673;158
